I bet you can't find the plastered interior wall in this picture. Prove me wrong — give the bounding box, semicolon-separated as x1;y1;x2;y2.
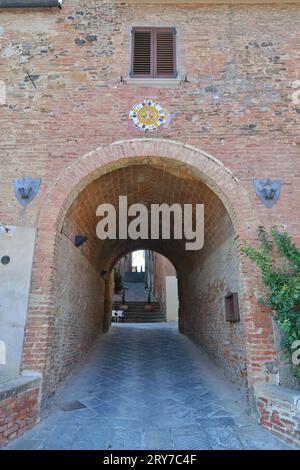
0;226;36;377
165;276;179;322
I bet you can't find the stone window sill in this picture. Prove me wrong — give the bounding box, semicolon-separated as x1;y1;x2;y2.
125;78;182;88
112;1;299;4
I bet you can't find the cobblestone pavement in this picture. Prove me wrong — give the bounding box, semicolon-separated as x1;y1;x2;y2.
4;323;292;450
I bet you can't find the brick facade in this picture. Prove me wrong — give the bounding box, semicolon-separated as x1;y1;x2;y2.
182;214;246;387
0;0;300;447
47;233;106;392
0;377;41;446
21;141;264;395
256;385;300;447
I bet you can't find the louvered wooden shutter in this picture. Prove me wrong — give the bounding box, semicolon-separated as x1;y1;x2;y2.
132;29;152;77
155;29;176;78
131;28;176;78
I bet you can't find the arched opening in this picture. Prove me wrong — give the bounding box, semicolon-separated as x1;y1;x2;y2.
23;140;277;406
111;249;178;323
45;157;242;394
144;250;179;323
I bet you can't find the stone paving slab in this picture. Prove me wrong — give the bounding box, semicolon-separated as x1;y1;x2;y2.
3;323;293;450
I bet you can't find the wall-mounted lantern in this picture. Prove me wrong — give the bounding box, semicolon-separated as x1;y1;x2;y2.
100;270;109;281
74;235;88;248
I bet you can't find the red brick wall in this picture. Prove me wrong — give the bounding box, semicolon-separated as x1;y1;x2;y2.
0;386;40;447
46;233;106;393
256;385;300;448
181;208;247;387
0;0;298;405
0;2;299;233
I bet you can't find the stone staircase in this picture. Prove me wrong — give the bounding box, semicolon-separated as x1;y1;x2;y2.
113;300;166;323
124;272;145;283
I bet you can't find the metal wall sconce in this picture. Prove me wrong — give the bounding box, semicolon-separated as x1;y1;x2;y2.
100;270;109;281
74;235;88;248
225;292;240;322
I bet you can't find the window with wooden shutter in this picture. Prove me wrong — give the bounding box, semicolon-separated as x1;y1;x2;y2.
131;27;177;78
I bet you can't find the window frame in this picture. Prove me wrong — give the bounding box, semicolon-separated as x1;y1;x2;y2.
130;27;177;79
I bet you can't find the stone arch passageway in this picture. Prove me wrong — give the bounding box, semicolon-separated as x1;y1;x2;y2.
22;139;278;402
49;158;243;393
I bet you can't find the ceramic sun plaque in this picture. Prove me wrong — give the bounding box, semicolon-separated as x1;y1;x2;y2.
129;99;169;132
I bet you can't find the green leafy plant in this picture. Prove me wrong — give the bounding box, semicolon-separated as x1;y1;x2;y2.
242;225;300;381
114;270;123;292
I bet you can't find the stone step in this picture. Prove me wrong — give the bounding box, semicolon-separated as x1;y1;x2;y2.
114;306;161;311
123;313;165;318
123;316;164;319
118;318;166;323
113;300;160;305
113;302;160;307
114;312;166;317
121;309;162;312
124;272;145;283
113;300;165;323
122;319;166;323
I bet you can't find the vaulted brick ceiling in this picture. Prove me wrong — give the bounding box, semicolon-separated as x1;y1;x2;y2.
63;157;232;272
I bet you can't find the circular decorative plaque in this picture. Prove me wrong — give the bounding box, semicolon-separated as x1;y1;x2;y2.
129;99;169;132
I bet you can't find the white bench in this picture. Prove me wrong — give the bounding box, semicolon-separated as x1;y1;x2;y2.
112;310;125;323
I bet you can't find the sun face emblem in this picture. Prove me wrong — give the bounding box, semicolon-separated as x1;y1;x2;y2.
138;106;160;125
129;99;169;132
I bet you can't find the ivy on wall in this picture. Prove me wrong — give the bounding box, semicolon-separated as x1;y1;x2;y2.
242;225;300;381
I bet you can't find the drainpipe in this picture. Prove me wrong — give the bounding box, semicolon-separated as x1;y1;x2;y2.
0;0;62;7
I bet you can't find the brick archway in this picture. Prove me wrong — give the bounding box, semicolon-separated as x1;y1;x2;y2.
23;139;277;400
37;138;256;237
